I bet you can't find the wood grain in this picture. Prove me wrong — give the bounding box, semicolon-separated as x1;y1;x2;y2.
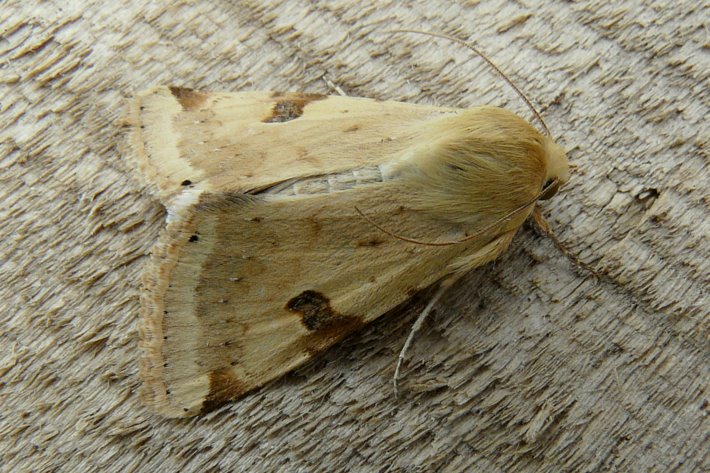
0;1;706;471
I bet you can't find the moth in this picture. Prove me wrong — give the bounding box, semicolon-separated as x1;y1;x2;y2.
129;69;569;417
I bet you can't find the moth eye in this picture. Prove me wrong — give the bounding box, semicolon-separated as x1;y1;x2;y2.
539;179;560;200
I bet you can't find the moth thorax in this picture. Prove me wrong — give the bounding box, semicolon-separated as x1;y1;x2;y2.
543;137;570;186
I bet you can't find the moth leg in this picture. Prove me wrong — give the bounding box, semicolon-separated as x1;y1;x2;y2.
530;206;600;278
393;272;466;397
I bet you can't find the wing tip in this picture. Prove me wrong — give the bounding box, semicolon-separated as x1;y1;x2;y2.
138;202;206;418
126;86;209;202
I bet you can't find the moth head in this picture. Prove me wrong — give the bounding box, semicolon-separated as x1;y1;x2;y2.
539;137;569;200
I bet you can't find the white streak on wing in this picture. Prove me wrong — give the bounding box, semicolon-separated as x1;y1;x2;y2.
166;189;203;223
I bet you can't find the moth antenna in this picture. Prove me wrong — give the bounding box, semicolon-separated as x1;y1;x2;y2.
388;29;551;137
530;207;602;279
354;206;505;247
356;179;560;247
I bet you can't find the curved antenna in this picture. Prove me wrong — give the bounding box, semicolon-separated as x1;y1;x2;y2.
388;29;551;137
356;179;560;247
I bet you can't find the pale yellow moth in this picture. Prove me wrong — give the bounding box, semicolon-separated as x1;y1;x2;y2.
128;35;570;417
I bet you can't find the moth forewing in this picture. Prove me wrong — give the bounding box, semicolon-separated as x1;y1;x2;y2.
129;87;459;197
131;86;569;417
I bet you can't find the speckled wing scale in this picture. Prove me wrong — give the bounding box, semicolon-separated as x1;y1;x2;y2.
128;86;569;417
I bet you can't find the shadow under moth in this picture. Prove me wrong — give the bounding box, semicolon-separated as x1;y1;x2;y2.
128;39;570;418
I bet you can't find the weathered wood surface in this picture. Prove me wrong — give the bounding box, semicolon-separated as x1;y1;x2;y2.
1;1;707;472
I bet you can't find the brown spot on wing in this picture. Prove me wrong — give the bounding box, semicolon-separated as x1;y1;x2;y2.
356;237;384;247
286;290;365;357
201;367;250;414
300;315;364;358
263;93;326;123
197;289;366;413
263;100;305;123
168;86;208;111
286;290;340;331
308;217;321;235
